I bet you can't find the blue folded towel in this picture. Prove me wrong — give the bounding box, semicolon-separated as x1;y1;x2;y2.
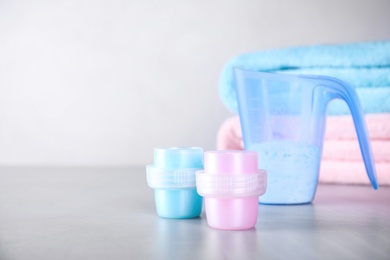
219;41;390;113
328;87;390;115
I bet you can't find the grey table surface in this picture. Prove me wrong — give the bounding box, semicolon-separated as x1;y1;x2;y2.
0;166;389;260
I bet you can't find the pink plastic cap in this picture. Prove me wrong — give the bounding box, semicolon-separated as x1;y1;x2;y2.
197;151;266;198
196;150;267;230
204;150;258;175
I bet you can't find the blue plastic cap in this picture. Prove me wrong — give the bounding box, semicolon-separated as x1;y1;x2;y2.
154;147;203;169
146;147;204;219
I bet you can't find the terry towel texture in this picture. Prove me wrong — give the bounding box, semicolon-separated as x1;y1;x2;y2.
324;113;390;140
216;114;390;186
321;114;390;186
322;140;389;162
219;41;390;114
327;88;390;115
216;115;390;149
320;161;390;185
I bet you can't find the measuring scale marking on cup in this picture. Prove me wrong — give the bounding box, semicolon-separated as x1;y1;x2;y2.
234;68;378;205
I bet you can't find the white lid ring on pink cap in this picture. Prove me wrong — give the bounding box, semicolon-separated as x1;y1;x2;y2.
196;170;266;198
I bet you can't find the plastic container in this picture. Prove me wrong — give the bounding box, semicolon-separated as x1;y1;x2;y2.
234;68;378;204
196;150;267;230
146;147;203;218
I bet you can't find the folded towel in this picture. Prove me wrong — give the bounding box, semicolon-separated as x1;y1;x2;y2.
322;140;390;162
320;161;390;186
217;114;390;150
219;41;390;113
325;114;390;140
328;87;390;115
217;114;390;186
216;116;243;150
273;68;390;88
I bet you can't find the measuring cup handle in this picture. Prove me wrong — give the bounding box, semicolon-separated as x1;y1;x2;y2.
318;76;378;189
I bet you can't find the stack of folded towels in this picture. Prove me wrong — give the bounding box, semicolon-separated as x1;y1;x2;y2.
217;41;390;186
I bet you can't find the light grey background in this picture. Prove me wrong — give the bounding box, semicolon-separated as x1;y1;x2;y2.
0;0;389;166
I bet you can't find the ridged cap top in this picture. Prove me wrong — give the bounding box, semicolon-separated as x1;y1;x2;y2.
204;150;258;174
154;147;203;169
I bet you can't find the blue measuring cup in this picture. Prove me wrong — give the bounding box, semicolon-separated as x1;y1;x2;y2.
234;68;378;204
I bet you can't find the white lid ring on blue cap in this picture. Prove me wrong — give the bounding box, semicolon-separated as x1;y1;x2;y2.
146;165;200;189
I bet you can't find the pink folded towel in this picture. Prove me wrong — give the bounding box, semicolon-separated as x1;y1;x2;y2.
321;114;390;186
320;161;390;185
216;116;243;150
216;114;390;149
322;140;390;162
325;114;390;140
216;114;390;186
